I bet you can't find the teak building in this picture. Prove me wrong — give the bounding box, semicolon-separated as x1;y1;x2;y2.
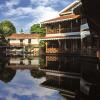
42;1;81;54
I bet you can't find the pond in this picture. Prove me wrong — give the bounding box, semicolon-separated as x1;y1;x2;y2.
0;55;100;100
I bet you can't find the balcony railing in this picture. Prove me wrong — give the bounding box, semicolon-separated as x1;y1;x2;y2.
81;48;97;57
47;27;80;34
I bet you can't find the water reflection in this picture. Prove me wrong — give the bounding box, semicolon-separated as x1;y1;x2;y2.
0;55;100;100
0;56;64;100
80;59;100;100
40;55;100;100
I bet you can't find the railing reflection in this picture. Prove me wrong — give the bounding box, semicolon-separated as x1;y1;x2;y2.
40;55;100;100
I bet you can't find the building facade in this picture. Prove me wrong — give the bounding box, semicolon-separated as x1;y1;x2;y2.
41;1;81;54
7;34;41;56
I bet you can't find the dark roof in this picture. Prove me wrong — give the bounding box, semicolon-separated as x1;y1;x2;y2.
7;34;41;39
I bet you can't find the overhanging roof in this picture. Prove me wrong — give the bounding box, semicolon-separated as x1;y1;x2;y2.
42;14;80;24
7;34;41;39
40;35;81;40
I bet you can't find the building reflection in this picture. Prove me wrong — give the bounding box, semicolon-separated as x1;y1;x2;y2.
80;58;100;100
40;55;100;100
41;56;81;77
0;55;100;99
6;56;40;70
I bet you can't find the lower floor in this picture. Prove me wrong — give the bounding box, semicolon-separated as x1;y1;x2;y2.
45;39;81;54
44;35;100;59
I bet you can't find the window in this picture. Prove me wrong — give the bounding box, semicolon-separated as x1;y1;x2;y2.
28;39;31;44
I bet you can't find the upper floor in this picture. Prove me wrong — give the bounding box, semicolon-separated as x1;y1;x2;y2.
6;34;41;47
42;0;82;37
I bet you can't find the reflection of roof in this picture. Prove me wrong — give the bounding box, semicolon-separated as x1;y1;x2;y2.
42;14;80;24
6;65;39;70
7;34;41;39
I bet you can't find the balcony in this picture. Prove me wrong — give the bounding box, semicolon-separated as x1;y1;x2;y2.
47;27;80;34
46;27;80;37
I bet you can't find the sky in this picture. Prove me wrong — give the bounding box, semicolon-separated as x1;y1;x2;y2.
0;0;75;33
0;70;64;100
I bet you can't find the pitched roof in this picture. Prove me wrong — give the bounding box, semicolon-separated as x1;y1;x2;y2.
7;34;41;39
59;0;81;15
42;14;80;24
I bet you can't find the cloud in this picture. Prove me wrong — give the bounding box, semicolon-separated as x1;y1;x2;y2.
0;70;63;100
30;0;49;6
4;5;58;32
25;6;59;31
30;0;72;10
0;0;73;32
5;0;20;8
5;7;33;16
4;6;58;21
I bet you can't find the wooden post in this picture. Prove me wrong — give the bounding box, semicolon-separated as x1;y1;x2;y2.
58;40;61;53
71;21;73;32
46;26;48;34
59;23;61;33
64;39;67;52
45;41;48;53
97;33;100;59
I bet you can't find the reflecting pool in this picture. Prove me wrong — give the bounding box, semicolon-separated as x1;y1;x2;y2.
0;55;100;100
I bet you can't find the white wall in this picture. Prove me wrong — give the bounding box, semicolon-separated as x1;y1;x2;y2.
10;40;20;44
9;39;39;45
46;32;80;37
23;39;28;45
31;39;39;44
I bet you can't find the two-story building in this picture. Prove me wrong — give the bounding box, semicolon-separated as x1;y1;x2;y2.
41;1;81;54
7;34;41;56
41;0;100;58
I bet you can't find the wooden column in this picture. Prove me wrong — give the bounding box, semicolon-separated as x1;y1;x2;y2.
46;26;48;34
45;41;48;53
71;21;73;32
97;34;100;59
58;40;61;53
59;23;61;33
64;39;67;52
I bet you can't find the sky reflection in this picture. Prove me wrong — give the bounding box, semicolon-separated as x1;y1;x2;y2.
0;70;63;100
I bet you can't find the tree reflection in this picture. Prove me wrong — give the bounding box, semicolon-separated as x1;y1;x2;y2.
31;69;45;79
0;56;16;83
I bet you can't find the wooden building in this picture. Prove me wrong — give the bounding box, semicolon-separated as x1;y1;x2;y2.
41;1;81;54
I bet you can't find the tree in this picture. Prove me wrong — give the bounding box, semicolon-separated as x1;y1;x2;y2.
0;20;16;36
19;28;24;33
39;40;46;48
30;24;46;36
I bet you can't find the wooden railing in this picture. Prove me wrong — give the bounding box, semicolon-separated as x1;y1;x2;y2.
47;27;80;34
81;48;97;57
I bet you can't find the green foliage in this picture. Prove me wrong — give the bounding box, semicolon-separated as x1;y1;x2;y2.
19;28;24;33
39;40;46;47
0;34;8;46
25;45;34;52
30;24;46;36
39;57;46;67
0;20;16;36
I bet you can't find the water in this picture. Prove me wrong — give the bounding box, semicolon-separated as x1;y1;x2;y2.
0;56;65;100
0;55;100;100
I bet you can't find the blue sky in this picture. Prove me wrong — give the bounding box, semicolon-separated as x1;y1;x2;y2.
0;0;74;33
